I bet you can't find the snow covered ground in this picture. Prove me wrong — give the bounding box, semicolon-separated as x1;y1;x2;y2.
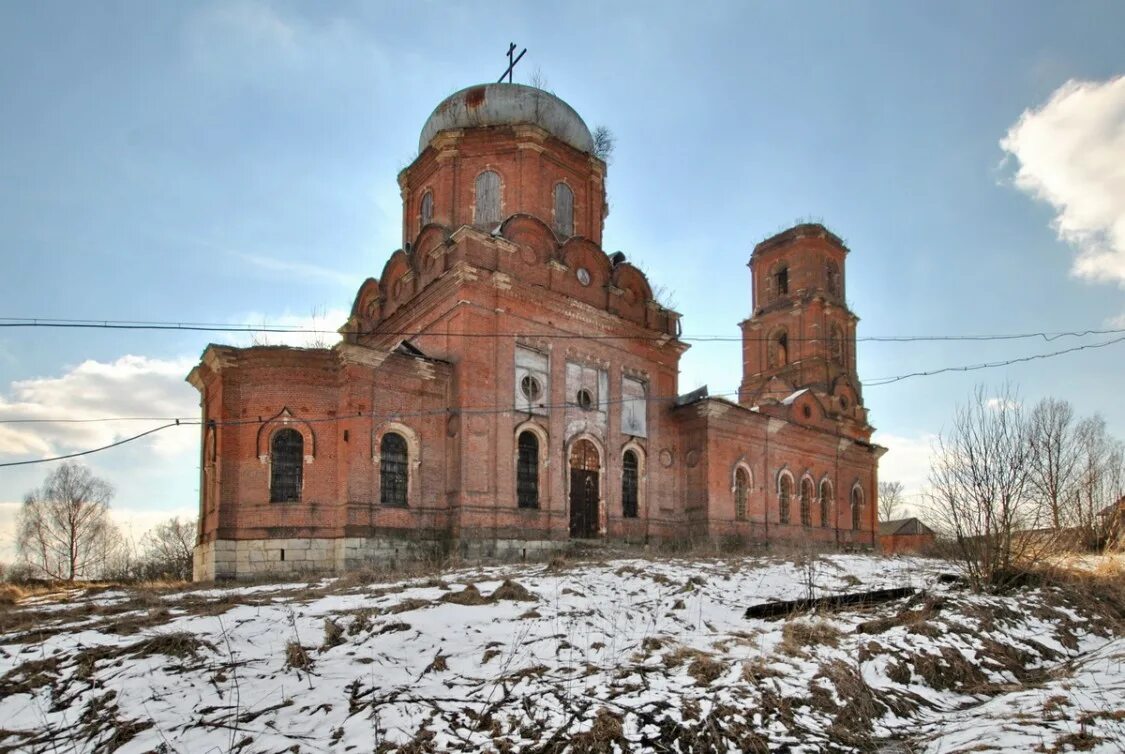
1;553;1122;752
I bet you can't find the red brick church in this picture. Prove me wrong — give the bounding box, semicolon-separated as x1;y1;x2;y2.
189;83;884;579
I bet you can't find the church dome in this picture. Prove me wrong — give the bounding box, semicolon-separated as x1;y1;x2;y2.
419;83;595;154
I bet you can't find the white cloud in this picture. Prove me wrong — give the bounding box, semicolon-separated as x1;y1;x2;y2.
1001;76;1125;286
236;252;362;288
985;397;1021;411
0;356;199;460
873;432;937;515
0;502;19;564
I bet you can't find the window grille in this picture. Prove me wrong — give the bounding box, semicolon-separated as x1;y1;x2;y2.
622;450;639;518
779;475;792;524
800;478;814;527
380;433;408;507
734;468;749;521
517;431;539;509
820;480;832;528
270;429;303;503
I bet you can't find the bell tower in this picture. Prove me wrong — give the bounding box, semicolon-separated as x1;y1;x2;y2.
738;224;872;441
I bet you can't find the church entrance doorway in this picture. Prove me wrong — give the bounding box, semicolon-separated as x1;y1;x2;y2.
568;439;600;538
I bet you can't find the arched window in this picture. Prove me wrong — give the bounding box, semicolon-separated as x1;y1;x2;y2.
734;467;750;521
270;429;303;503
778;473;792;525
800;477;814;527
474;170;501;225
826;260;840;297
851;486;864;530
517;431;539;509
622;450;639;518
820;480;833;528
420;191;433;226
380;433;408;507
769;329;789;368
554;183;574;237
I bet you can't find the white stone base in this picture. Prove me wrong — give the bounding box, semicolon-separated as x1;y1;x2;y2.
193;536;564;581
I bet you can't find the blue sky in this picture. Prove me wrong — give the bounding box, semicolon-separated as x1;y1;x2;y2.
1;1;1123;557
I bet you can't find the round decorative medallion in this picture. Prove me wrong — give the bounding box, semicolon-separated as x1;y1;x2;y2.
685;449;699;468
576;267;591;286
520;374;542;402
659;449;674;468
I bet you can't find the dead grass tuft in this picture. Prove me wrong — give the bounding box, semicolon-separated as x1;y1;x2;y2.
322;618;345;649
663;645;726;685
441;584;491;605
569;707;626;752
423;651;449;675
740;657;782;684
285;641;312;671
909;647;988;692
490;579;537;602
779;618;841;656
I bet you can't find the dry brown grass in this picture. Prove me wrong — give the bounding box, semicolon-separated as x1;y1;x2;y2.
779;618;841;656
490;579;537;602
285;641;312;671
662;645;726;685
568;708;627;753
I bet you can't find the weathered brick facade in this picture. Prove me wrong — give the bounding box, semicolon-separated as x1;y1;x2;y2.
189;83;883;580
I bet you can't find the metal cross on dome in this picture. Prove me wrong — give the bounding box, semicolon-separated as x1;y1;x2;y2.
498;43;526;84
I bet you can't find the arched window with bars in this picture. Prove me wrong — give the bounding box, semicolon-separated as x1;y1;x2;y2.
517;431;539;509
778;473;792;525
270;429;303;503
622;449;639;518
851;486;864;530
820;480;833;528
734;467;750;521
380;433;409;507
800;477;814;527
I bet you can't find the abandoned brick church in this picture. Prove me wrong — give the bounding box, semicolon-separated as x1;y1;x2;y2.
189;83;884;580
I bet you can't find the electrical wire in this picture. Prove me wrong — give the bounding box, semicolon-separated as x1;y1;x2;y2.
0;422;191;468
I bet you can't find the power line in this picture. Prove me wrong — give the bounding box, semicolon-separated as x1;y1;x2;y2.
2;317;1123;344
0;422;191;468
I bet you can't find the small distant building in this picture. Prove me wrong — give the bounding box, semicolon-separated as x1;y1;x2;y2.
879;517;936;555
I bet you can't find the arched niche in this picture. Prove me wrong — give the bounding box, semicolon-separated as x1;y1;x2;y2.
256;408;316;463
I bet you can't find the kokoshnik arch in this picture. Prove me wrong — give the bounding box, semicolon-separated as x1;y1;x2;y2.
187;83;885;580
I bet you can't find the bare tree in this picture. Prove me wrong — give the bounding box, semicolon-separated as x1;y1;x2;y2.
592;125;615;163
1073;416;1125;549
878;481;905;522
17;462;120;581
1027;397;1084;530
926;384;1044;590
141;516;196;580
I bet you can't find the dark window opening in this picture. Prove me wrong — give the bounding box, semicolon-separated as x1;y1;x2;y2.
622;450;639;518
576;388;594;410
851;488;863;530
734;468;749;521
779;475;792;525
521;374;542;403
380;433;409;507
270;429;303;503
775;266;789;296
826;260;840;297
517;431;539;509
280;549;285;562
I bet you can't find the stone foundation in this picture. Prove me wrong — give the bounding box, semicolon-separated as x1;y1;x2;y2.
193;536;565;581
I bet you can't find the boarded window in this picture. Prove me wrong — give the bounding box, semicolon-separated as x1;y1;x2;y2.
474;170;501;225
779;475;792;524
800;478;814;527
621;377;647;438
420;191;433;226
622;450;639;518
820;480;832;528
380;433;408;507
270;429;303;503
515;346;549;415
517;431;539;509
735;467;749;521
566;362;607;416
554;183;574;237
851;487;863;530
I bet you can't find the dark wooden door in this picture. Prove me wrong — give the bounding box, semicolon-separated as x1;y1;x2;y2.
568;439;600;538
569;469;599;538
